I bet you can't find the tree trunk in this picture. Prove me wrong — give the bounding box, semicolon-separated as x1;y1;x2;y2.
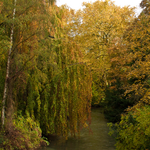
5;78;14;132
1;0;17;128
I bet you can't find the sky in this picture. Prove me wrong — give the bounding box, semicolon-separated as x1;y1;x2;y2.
56;0;143;16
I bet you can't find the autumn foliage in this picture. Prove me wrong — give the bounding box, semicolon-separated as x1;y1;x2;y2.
107;0;150;149
0;0;92;149
1;0;150;149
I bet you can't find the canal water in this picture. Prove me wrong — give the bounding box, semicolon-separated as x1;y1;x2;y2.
41;108;115;150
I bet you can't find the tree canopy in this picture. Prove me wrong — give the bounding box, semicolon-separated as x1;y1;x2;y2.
1;0;150;149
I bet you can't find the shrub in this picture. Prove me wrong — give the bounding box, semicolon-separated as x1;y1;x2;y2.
2;112;47;150
108;105;150;150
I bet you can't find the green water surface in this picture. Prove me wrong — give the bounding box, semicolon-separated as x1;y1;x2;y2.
41;108;115;150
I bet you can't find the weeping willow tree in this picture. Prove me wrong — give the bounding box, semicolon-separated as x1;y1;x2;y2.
0;0;92;141
4;3;92;138
29;5;92;137
39;41;92;137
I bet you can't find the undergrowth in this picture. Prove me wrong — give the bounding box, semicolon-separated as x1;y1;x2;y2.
1;113;48;150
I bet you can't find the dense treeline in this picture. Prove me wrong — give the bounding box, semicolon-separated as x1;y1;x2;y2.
68;0;150;149
0;0;150;149
69;0;135;121
107;0;150;149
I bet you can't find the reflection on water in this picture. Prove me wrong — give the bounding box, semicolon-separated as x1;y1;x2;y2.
41;108;115;150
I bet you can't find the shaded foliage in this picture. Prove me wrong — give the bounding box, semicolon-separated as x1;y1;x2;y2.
109;106;150;150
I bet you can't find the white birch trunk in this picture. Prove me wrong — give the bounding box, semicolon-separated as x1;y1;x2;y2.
1;0;17;127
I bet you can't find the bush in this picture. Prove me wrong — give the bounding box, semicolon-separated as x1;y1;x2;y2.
2;113;47;150
108;105;150;150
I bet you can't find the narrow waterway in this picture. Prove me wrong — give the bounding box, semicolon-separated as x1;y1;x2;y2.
41;108;115;150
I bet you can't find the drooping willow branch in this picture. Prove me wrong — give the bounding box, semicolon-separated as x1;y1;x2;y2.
39;62;89;95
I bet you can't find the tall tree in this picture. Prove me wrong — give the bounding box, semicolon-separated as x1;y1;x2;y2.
124;2;150;111
1;0;16;129
0;0;48;131
105;0;150;121
69;0;135;104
